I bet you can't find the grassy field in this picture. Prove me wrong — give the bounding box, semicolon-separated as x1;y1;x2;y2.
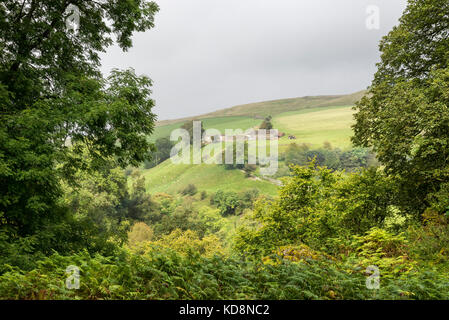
150;116;261;142
152;105;356;149
149;122;184;142
200;116;260;133
272;105;355;149
156;90;365;127
141;158;278;196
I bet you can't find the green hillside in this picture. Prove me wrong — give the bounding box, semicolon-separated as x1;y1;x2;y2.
152;90;364;146
273;105;355;149
156;90;365;127
144;93;361;196
141;158;278;196
149;116;262;142
152;104;357;149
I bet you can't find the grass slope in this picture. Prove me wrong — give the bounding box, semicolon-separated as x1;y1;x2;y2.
152;105;356;149
150;116;262;142
156;90;365;126
142;158;278;196
144;92;362;196
273;105;355;149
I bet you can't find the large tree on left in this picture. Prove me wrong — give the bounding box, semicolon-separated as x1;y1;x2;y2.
0;1;159;236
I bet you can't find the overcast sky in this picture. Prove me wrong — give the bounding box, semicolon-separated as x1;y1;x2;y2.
100;0;407;121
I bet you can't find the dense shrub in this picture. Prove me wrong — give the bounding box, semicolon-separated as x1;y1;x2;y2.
143;137;174;169
133;229;224;258
1;246;448;300
180;184;198;196
235;163;403;257
211;189;259;216
152;203;207;237
406;210;449;265
282;143;376;173
128;222;154;247
235;164;343;257
335;168;396;234
211;191;241;216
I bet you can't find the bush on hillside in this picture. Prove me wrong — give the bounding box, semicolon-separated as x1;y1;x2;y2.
180;184;198;196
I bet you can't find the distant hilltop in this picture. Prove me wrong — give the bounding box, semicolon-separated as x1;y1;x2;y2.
156;90;366;127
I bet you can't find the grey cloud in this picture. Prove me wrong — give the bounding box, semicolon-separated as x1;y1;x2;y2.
100;0;407;120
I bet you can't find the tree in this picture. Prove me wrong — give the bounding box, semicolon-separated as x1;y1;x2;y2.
181;120;204;145
180;184;197;196
235;164;395;258
125;171;159;222
235;163;341;257
259;116;273;130
61;156;131;252
211;190;240;216
352;0;449;216
0;1;159;236
243;164;257;177
240;189;259;209
144;137;174;169
284;143;310;166
128;222;154;246
336;168;395;234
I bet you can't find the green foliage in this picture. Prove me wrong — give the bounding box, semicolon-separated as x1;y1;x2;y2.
152;200;207;238
211;189;259;216
235;164;398;257
135;229;224;258
372;0;449;82
0;1;159;237
144;137;174;169
0;231;45;274
2;245;448;300
243;164;257;177
211;190;241;216
283;143;310;167
125;171;159;222
2;153;449;300
235;164;339;257
352;0;449;217
259;116;273;130
180;120;204;145
62;159;130;242
1;0;449;301
335;168;395;234
282;143;375;172
349;228;415;279
180;184;198;196
239;189;260;209
128;222;154;247
0;248;380;300
406;210;449;264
